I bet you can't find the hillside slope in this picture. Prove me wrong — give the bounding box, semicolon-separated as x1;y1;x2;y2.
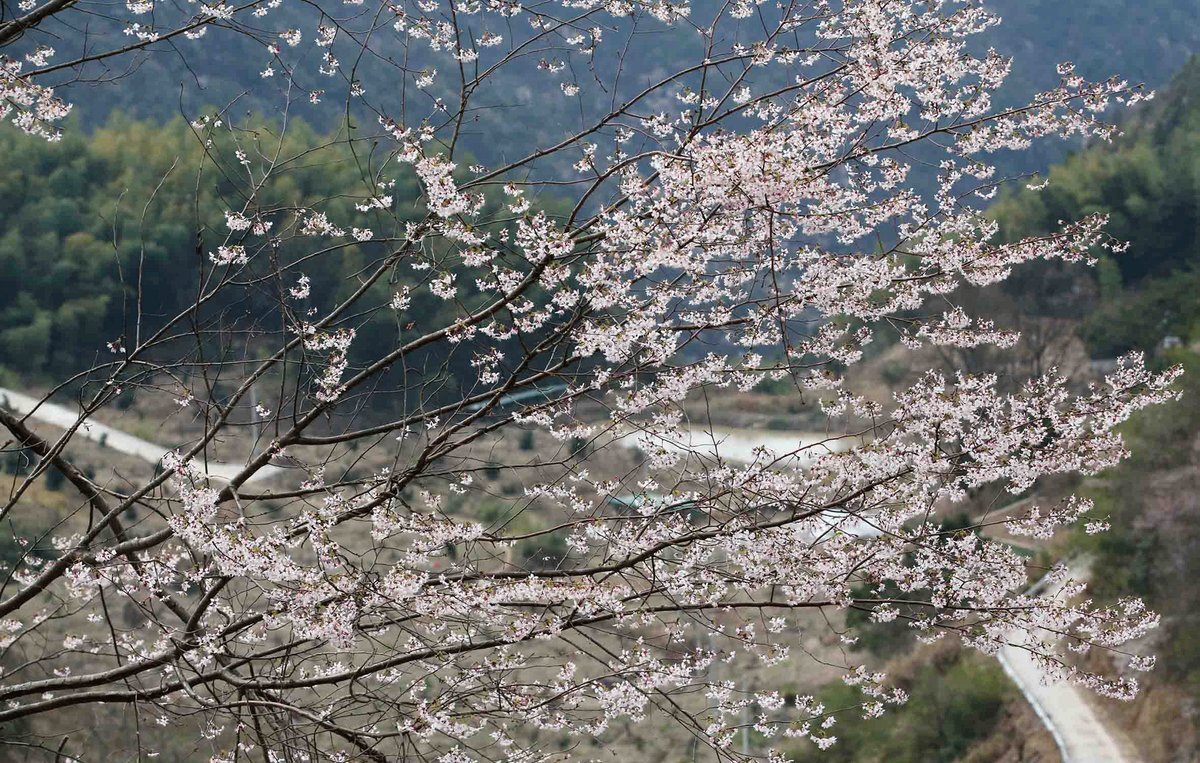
18;0;1200;174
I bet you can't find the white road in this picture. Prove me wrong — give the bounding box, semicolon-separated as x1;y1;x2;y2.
618;426;842;468
0;387;283;485
997;567;1137;763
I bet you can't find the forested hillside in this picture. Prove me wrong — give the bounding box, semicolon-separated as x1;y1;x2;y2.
0;117;554;404
990;55;1200;356
17;0;1200;173
0;118;414;377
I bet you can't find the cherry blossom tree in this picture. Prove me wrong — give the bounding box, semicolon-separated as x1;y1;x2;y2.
0;0;1179;759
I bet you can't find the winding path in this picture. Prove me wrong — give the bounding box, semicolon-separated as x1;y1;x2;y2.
998;640;1132;763
0;387;283;485
628;429;1137;763
997;563;1138;763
